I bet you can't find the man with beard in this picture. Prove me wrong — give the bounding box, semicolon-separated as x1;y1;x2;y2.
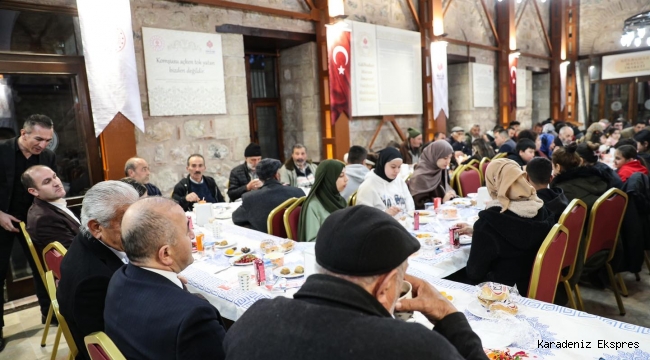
399;128;423;164
227;143;263;202
279;144;318;188
172;154;225;211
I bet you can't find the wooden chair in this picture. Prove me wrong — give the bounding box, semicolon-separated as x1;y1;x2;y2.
84;332;126;360
45;271;78;360
42;242;68;358
19;222;55;348
453;165;482;197
283;196;306;240
528;224;569;303
576;188;628;315
266;198;297;238
556;199;588;309
493;152;507;159
348;190;358;206
479;157;491;186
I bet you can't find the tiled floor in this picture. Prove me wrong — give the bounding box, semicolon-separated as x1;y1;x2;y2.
1;271;649;359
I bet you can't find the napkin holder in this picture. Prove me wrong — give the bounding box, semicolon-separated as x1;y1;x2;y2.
194;203;212;226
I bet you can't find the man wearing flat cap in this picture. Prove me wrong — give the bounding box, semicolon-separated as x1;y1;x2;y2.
449;126;471;156
225;206;486;360
232;159;304;233
399;127;423;165
227;143;263;202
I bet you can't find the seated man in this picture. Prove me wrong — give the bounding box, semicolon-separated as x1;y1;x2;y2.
341;145;369;200
279;144;318;188
58;181;139;360
227;143;262;202
225;206;486;360
172;154;225;211
398;128;422;164
124;157;162;196
105;197;226;359
23;165;80;255
526;157;568;222
449;126;471;156
232;159;304;233
494;129;516;154
507;139;536;168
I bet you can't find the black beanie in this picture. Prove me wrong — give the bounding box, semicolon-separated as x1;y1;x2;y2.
244;143;262;157
315;206;420;276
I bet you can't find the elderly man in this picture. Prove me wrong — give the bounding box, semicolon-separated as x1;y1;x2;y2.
494;128;516;154
621;120;646;139
23;165;80;254
399;128;423;164
124;157;162;196
232;159;304;233
279;144;318;188
105;197;226;359
449;126;471;156
558;125;574;146
341;145;369;200
172;154;225;211
57;181;139;360
225;206;486;360
464;124;481;149
227;143;263;202
0;114;56;349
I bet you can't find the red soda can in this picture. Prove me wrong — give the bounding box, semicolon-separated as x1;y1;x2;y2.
449;226;460;249
414;211;420;231
253;258;265;286
434;197;442;209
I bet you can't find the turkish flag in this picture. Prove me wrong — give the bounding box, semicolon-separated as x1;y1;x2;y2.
327;27;352;126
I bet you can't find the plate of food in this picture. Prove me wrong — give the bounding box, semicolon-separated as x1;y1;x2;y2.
215;240;236;249
438;208;460;221
230;254;258;266
223;246;251;257
484;348;532;360
468;282;520;319
273;264;306;278
449;198;473;207
414;232;435;239
261;239;294;254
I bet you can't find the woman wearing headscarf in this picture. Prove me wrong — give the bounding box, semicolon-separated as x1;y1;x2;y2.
408;140;456;209
356;147;414;216
297;160;348;242
539;133;555;158
465;159;555;295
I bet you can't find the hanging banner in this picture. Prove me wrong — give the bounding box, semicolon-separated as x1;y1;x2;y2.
560;61;569;111
431;41;449;118
327;26;352;126
508;54;518;113
76;0;144;136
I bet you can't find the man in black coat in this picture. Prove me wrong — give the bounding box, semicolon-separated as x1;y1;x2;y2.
105;197;226;359
225;206;487;360
0;115;56;351
57;181;140;360
232;158;304;233
525;157;569;222
227;143;263;201
507;139;537;169
172;154;225;211
124;157;163;196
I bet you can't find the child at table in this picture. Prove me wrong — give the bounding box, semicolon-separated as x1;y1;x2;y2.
614;145;649;183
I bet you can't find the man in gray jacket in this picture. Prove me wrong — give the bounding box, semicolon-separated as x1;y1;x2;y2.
279;144;318;188
341;145;369;200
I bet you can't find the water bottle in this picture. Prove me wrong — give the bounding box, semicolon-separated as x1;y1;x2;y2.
263;257;275;290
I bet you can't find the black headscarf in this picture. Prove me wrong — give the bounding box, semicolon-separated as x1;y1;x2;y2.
375;147;403;183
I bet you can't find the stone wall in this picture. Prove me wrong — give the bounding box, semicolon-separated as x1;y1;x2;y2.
580;0;650;55
532;73;551;124
515;70;534;129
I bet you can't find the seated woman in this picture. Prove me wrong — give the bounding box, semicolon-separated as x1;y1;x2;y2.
465;159;555;295
461;138;495;165
409;141;456;209
356;147;414;216
550;143;609;210
297;160;348;242
605;127;621;148
539;133;555;158
633;129;650;168
576;142;623;189
614;145;649;183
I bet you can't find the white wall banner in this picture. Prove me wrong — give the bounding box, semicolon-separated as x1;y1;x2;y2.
471;63;494;108
431;41;449;118
351;21;379;117
602;50;650;80
142;27;226;116
76;0;144;136
560;61;569;111
516;68;527;108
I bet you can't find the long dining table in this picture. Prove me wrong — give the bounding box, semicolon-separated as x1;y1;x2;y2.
181;202;650;359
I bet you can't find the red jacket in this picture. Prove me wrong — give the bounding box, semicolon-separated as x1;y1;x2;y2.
617;160;649;182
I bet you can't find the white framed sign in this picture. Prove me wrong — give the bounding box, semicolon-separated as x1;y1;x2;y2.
602;50;650;80
471;63;494;108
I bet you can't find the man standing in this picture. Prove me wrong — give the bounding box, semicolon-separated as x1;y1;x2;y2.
399;128;423;164
494;129;516;154
124;157;162;196
227;143;263;202
105;197;226;359
341;145;369;200
58;181;139;360
0;114;56;351
232;159;304;233
23;165;80;255
225;206;486;360
172;154;225;211
279;144;318;188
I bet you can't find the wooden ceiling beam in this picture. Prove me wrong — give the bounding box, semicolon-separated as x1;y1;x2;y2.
175;0;316;21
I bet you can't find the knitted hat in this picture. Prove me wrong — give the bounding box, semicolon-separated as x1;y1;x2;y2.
315;206;420;276
407;128;422;139
244;143;262;157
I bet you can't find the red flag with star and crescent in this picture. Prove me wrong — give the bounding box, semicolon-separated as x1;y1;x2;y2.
327;27;352;126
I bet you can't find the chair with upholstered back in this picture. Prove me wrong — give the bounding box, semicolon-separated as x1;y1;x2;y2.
84;332;126;360
348;191;358;206
479;157;491;186
42;242;67;280
557;199;588;309
465;159;479;168
493;152;507;160
576;188;628;315
45;271;78;360
284;196;306;240
454;165;482;197
527;224;569;303
267;198;297;237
